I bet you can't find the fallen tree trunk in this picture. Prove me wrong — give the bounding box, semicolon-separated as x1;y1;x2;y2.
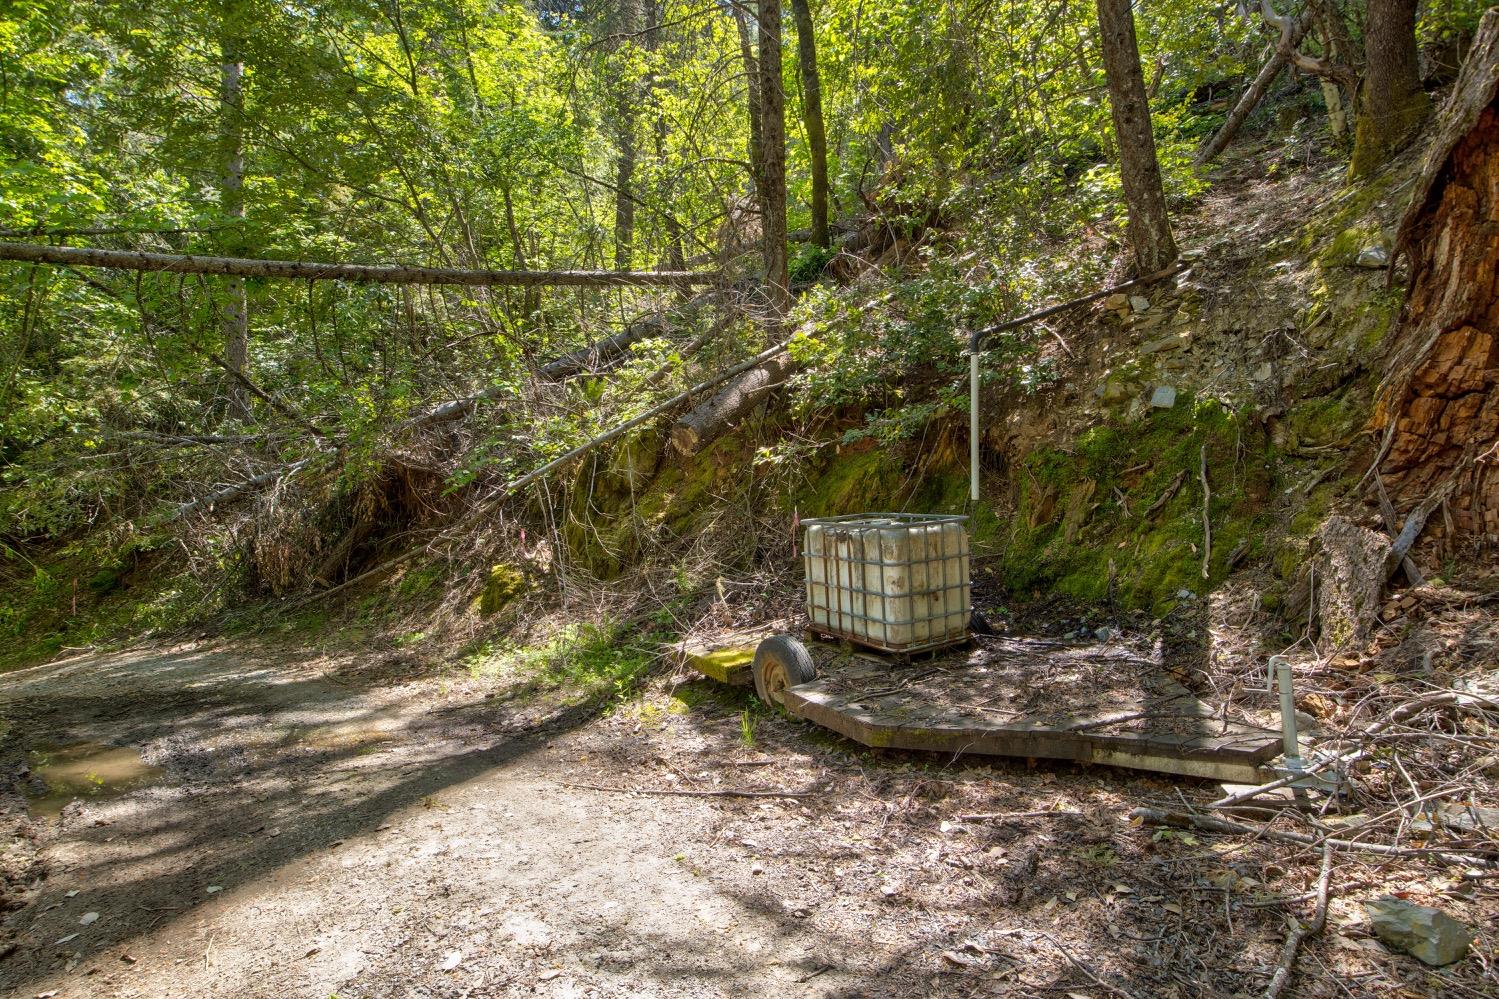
501;339;793;497
539;314;668;380
1196;12;1311;164
0;241;718;289
669;351;799;457
163;458;314;523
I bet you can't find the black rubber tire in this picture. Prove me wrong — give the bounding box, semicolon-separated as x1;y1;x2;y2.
752;635;817;708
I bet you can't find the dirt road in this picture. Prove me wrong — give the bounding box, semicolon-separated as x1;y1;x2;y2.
1;639;1490;998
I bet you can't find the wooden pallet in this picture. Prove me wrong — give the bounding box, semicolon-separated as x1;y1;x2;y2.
688;634;1283;782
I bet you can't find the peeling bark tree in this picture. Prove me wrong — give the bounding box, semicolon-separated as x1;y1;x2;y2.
790;0;829;248
1377;10;1499;548
219;20;250;422
1095;0;1179;274
1350;0;1431;178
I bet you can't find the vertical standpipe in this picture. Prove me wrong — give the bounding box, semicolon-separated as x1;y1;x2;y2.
1273;655;1300;761
969;348;980;503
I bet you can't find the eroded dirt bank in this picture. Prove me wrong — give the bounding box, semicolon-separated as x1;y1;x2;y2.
0;638;1492;998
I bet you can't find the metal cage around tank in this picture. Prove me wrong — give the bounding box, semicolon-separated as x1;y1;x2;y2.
801;513;972;655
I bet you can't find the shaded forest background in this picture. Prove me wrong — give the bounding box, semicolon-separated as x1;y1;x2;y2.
0;0;1492;666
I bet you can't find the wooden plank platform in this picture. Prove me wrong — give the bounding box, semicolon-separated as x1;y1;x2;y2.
780;638;1282;782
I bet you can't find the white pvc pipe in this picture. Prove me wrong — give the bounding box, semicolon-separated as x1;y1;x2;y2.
1274;655;1299;760
969;350;980;503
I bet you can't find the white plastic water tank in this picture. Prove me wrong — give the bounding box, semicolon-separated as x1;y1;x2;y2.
802;513;971;653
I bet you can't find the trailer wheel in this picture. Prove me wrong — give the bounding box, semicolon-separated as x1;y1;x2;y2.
752;635;816;708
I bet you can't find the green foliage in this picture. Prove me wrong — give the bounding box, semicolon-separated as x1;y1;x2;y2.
789;244;836;284
466;620;660;704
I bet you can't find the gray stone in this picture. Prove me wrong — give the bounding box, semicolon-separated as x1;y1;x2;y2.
1129;295;1150;313
1140;332;1190;355
1149;385;1177;409
1175;589;1195;600
1356;245;1390;269
1095;379;1131;403
1253;362;1275;383
1365;897;1473;966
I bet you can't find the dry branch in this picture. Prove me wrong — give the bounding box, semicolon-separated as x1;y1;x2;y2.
557;781;814;799
0;241;718;288
1129;807;1499;868
1196;9;1311;164
1263;843;1334;999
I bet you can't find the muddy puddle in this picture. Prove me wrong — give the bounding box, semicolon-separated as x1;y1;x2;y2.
25;742;166;819
296;722;399;752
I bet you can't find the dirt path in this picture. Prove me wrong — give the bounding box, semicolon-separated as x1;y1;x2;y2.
1;639;1490;998
1;642;869;997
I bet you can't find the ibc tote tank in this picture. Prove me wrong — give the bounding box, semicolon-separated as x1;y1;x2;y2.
802;513;971;654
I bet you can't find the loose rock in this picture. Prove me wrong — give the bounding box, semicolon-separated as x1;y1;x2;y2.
1365;897;1473;966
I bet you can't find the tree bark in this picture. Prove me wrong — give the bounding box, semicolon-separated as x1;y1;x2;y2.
0;242;716;288
669;352;798;457
1094;0;1179;274
790;0;829;248
219;24;251;422
731;5;766;197
757;0;791;321
609;0;642;270
1377;10;1499;546
1350;0;1431;178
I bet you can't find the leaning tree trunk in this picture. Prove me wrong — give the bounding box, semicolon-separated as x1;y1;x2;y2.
219;27;251;422
1376;10;1499;550
791;0;829;248
1350;0;1430;179
1095;0;1179;274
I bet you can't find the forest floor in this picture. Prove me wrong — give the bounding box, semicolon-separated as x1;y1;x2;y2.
1;620;1493;998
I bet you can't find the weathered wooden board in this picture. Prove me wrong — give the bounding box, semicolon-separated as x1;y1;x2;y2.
781;637;1281;782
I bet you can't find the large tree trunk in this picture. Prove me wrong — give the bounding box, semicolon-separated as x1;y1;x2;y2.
757;0;791;321
790;0;829;248
609;0;642;270
1094;0;1179;274
219;27;250;422
1377;10;1499;550
1350;0;1431;178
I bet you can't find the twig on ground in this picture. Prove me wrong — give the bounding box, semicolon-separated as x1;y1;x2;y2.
1264;842;1334;999
1039;932;1139;999
558;781;815;799
1130;807;1499;868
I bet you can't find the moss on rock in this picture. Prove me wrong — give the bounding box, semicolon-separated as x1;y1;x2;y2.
477;563;528;616
999;398;1275;612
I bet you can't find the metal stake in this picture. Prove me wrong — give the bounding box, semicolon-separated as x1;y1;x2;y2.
969;350;980;503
